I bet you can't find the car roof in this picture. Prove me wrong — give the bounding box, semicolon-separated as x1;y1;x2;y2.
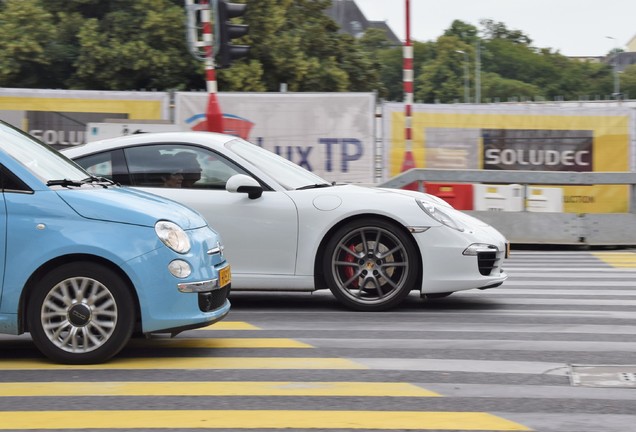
64;131;237;156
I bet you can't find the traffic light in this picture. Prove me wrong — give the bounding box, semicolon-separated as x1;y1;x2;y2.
215;0;250;68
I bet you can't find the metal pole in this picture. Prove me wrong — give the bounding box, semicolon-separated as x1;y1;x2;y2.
400;0;418;189
456;50;469;103
475;39;481;103
606;36;620;99
201;0;224;132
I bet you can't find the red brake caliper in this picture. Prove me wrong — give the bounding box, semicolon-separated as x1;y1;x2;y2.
343;244;359;288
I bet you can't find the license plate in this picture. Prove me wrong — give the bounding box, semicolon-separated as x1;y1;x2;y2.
505;242;511;259
219;266;231;287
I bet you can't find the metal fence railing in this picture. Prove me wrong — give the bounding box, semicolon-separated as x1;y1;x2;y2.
379;169;636;245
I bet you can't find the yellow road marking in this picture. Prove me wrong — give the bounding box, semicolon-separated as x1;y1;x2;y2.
592;252;636;267
0;357;366;370
0;381;439;397
198;321;261;330
0;410;531;430
129;337;313;349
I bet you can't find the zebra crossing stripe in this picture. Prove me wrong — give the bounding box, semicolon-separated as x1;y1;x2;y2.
198;321;261;330
0;320;531;430
128;337;313;348
591;252;636;267
0;381;440;397
0;357;366;370
0;409;532;430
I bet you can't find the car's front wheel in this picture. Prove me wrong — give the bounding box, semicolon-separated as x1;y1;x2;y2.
323;218;419;311
27;262;135;364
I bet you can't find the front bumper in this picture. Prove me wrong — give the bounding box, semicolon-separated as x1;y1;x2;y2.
125;227;232;333
414;225;508;294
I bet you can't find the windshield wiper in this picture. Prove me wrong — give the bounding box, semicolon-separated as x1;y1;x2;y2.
81;176;118;187
296;183;333;190
47;176;117;188
46;178;84;187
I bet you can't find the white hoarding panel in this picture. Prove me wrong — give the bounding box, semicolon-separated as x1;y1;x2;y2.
526;186;564;212
473;184;524;212
86;122;181;142
175;92;376;184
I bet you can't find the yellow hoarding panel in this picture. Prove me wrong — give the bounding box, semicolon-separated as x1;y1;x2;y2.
536;185;628;213
0;97;162;120
389;111;631;213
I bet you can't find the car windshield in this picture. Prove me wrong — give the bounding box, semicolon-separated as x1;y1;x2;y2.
0;121;88;184
226;138;331;190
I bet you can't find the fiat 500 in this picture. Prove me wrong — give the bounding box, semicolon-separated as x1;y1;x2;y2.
0;121;231;364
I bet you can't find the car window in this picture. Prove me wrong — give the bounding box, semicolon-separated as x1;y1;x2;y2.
74;149;129;185
0;121;88;184
227;138;330;190
0;166;31;192
123;144;250;189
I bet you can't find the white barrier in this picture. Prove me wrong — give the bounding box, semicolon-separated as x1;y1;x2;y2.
473;184;524;211
526;186;564;212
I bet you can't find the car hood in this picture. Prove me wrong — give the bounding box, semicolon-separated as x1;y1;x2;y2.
378;186;497;227
374;186;451;206
56;186;208;229
332;184;451;207
352;185;492;228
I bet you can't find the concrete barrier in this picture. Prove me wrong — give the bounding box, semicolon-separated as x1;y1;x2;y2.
379;168;636;245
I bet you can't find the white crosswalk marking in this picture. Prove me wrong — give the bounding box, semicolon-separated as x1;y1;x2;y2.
1;249;636;431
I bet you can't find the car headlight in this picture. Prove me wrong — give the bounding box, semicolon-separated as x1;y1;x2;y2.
168;259;192;278
155;220;191;254
416;199;465;232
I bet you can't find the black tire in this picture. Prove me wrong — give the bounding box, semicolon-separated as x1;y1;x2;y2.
323;218;419;311
27;262;135;364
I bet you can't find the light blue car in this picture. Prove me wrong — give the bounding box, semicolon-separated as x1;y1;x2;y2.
0;121;231;364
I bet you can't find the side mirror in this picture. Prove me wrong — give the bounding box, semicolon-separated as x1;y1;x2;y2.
226;174;263;199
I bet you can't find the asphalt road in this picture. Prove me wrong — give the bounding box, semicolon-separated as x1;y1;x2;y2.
1;248;635;431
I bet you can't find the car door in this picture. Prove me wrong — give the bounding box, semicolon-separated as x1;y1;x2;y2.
75;145;299;280
0;165;32;311
0;172;6;303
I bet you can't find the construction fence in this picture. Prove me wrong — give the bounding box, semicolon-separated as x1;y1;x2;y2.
2;88;636;243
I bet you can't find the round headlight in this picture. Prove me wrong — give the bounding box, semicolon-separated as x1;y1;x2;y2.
155;220;191;254
168;259;192;278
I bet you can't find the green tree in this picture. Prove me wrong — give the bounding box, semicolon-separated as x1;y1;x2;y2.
373;40;434;102
356;27;399;99
480;19;532;45
620;64;636;100
443;20;479;44
480;72;542;102
0;0;619;101
69;0;202;90
414;36;473;103
0;0;58;88
218;0;381;93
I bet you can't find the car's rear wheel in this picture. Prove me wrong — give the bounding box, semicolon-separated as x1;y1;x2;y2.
323;218;419;311
27;262;134;364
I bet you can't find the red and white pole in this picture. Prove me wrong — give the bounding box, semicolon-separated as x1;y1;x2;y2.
401;0;418;189
200;0;224;132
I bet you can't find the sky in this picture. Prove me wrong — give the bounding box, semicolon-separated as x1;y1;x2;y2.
355;0;636;57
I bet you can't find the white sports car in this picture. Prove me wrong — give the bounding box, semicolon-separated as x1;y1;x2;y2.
63;132;509;311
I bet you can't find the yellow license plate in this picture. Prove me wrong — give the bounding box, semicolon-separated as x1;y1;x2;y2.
219;266;231;287
505;242;511;259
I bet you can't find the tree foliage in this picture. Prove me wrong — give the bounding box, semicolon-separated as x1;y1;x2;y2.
218;0;380;92
0;1;620;102
621;65;636;100
0;0;58;87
